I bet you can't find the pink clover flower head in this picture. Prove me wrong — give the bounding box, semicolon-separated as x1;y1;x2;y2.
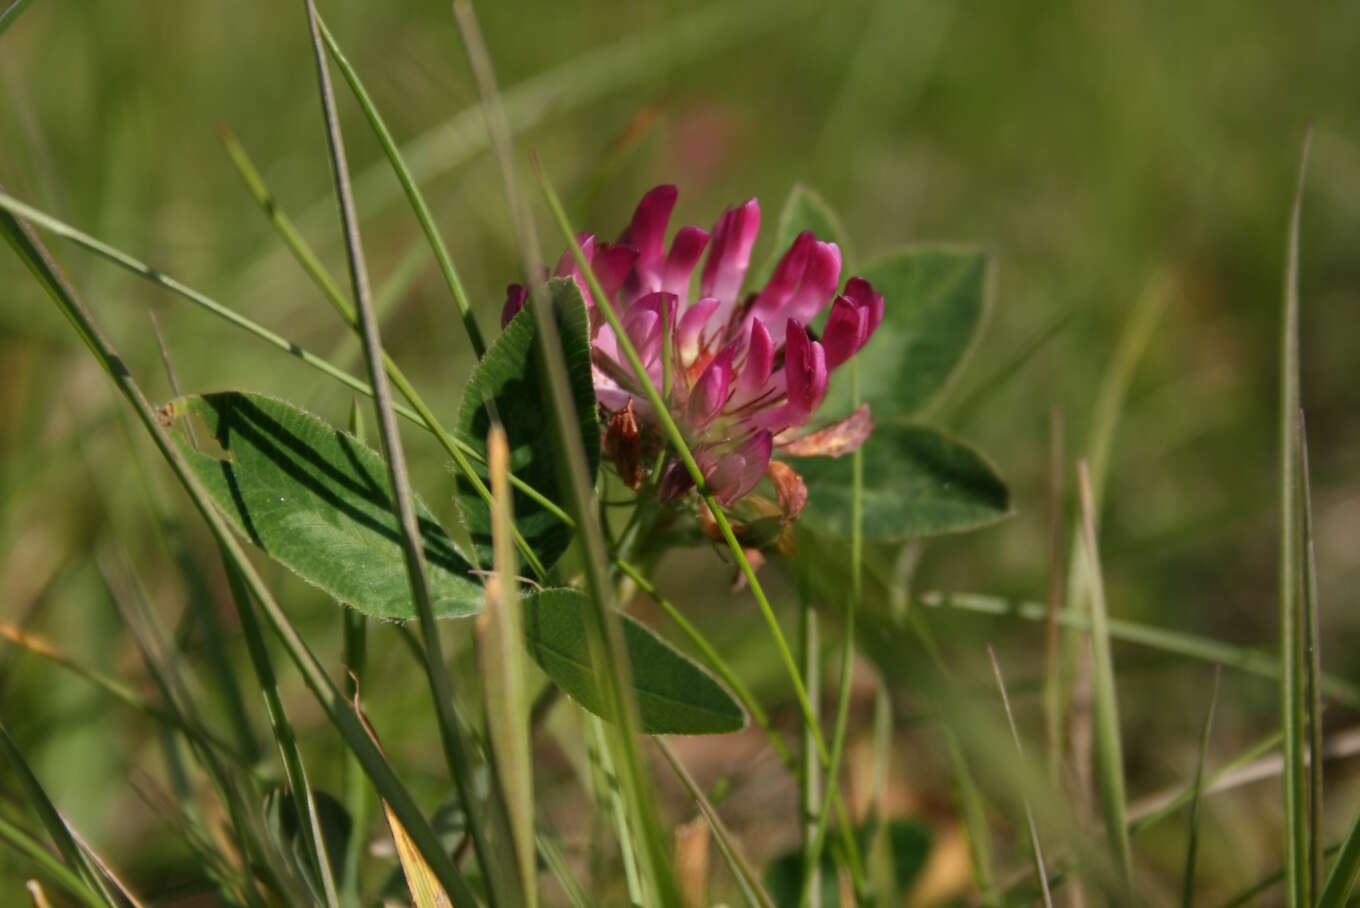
508;185;883;512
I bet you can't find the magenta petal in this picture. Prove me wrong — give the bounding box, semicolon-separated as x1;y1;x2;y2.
501;283;527;328
620;185;677;277
662;226;711;298
733;316;775;401
677;297;721;364
821;295;869;371
844;276;885;336
782;319;828;427
785;240;842;325
658;460;695;501
751;231;814;319
700;198;761;317
593;242;640;300
685;346;734;429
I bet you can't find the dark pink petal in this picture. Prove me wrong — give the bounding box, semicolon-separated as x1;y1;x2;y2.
658;460;695;501
784;240;842;325
821;294;869;371
732;316;775;402
843;276;884;335
700;198;761;317
662;226;710;298
677;297;721;365
781;319;828;427
619;185;677;281
751;231;814;320
594;242;640;301
501;283;527;328
685;345;735;429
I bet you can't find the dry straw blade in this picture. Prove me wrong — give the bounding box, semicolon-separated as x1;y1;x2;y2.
478;425;538;908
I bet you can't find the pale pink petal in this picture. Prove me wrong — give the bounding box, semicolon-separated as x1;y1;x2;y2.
777;404;873;458
676;297;721;366
684;345;734;429
700;198;761;323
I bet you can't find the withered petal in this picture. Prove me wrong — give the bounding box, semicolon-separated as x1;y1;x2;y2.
777;403;873;458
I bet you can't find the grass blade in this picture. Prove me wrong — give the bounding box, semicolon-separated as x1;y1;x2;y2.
479;425;538;907
655;738;778;908
315;13;486;358
340;395;370;905
915;590;1360;707
1278;127;1312;908
1077;460;1133;894
300;3;501;901
1181;667;1220;908
1318;810;1360;908
0;722;119;906
223;557;340;907
0;815;102;908
2;176;479;908
452;3;681;903
987;644;1055;908
0;0;35;37
1297;410;1325;897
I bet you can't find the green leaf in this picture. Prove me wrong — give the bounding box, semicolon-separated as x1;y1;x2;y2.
825;247;990;419
793;422;1010;541
521;588;746;735
264;787;353;902
455;277;598;574
167;391;482;620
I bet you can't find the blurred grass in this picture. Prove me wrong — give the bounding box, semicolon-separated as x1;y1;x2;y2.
2;0;1359;903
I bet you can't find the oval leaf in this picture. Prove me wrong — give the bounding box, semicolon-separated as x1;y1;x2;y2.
825;246;990;419
793;422;1011;541
166;391;482;620
521;588;746;735
455;277;598;574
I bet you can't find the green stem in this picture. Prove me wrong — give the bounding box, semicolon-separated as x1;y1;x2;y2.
314;14;487;358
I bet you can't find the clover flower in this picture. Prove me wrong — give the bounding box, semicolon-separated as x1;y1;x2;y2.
505;186;882;517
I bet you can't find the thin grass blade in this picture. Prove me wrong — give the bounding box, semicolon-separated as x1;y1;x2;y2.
1278;128;1312;908
1180;667;1220;908
987;645;1055;908
300;3;501;900
1077;460;1133;894
315;12;486;357
1297;410;1325;897
1318;810;1360;908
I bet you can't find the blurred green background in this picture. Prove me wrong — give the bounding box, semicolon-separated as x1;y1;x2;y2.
1;0;1358;903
